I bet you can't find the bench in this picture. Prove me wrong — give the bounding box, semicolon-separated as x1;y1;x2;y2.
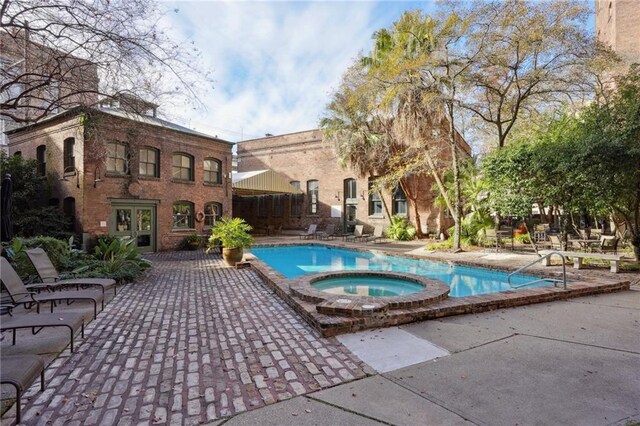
539;250;624;273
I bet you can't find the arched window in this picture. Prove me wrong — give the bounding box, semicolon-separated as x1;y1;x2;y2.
307;180;318;215
36;145;46;176
172;153;194;181
344;178;356;200
63;138;75;169
392;185;407;216
204;202;222;227
204;158;222;184
139;146;160;177
106;141;129;174
13;151;21;157
173;201;194;229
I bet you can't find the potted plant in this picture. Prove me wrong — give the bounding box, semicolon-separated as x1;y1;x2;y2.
206;217;254;266
183;234;202;250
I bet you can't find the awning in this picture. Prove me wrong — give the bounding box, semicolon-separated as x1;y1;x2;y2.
232;170;303;196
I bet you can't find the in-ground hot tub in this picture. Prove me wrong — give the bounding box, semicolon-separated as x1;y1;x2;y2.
290;271;450;317
312;275;425;297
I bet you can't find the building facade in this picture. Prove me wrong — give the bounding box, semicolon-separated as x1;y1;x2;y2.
236;129;471;236
595;0;640;66
7;106;233;251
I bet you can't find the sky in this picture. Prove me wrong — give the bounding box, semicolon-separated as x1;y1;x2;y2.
160;1;438;142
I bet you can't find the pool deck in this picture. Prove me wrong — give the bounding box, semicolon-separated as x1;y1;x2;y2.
1;241;638;425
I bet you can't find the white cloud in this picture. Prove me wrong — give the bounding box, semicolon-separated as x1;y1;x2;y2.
158;1;433;142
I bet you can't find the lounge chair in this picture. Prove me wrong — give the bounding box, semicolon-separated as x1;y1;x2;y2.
316;224;336;240
1;355;45;423
1;257;104;319
25;248;117;296
549;235;563;251
364;225;387;244
298;224;317;240
345;224;371;242
1;306;85;352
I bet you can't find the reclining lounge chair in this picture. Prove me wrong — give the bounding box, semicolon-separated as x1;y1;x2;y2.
1;257;104;319
316;224;336;241
25;248;117;296
0;355;45;423
364;225;387;244
298;224;317;240
1;305;85;352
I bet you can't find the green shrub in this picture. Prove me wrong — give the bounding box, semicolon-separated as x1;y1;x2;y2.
514;233;531;244
425;239;454;250
14;207;72;239
177;234;202;250
89;238;151;283
208;217;253;250
386;215;416;241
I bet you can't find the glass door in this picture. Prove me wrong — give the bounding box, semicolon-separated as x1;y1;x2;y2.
110;205;156;252
134;207;154;252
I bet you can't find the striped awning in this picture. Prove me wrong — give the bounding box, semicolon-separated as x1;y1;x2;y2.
232;170;303;196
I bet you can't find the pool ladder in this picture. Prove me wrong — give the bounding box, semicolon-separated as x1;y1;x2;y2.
507;251;567;290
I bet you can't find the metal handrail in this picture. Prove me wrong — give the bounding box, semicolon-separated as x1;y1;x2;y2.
507;251;567;290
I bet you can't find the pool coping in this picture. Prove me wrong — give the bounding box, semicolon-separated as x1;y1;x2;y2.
244;242;631;337
290;271;451;316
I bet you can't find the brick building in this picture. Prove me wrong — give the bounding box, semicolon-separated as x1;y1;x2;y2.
6;106;233;251
595;0;640;66
236;129;471;236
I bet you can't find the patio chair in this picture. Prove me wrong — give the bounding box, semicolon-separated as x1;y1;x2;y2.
1;257;104;319
345;225;365;242
316;224;336;240
1;305;85;352
1;355;46;423
482;229;501;249
549;235;563;251
594;236;619;254
298;224;317;240
25;248;117;296
590;228;602;239
364;225;387;244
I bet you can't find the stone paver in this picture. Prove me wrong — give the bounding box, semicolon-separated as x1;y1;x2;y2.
3;251;370;425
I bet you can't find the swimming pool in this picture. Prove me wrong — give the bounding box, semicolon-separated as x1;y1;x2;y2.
250;245;552;297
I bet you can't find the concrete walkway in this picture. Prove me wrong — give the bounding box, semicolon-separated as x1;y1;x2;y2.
1;249;638;425
226;288;640;426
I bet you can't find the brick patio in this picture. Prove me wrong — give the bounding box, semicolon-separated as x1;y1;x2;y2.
3;251;371;425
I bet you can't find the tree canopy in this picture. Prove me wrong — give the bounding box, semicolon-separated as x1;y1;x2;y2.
483;66;640;258
1;0;209;122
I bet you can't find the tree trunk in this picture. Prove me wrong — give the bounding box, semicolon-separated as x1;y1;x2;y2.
379;189;392;224
399;179;423;238
447;102;463;252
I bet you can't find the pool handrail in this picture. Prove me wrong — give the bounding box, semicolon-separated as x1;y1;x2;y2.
507;251;567;290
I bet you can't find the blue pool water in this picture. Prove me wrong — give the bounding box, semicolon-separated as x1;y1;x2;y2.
250;245;553;298
312;276;425;297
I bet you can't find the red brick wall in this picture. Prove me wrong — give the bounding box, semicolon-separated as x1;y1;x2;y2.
236;129;465;235
8;109;233;251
